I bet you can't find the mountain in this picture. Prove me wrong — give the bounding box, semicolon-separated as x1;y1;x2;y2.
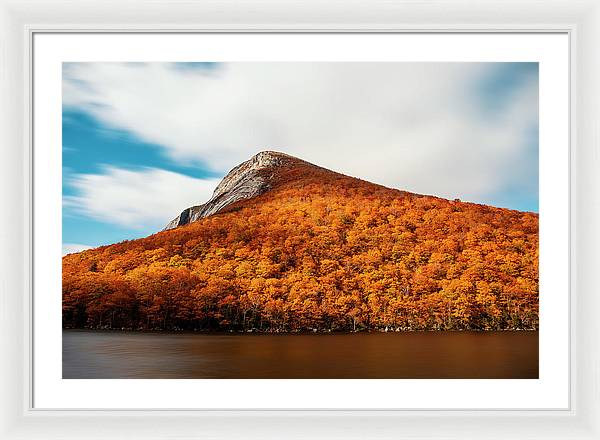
62;151;539;332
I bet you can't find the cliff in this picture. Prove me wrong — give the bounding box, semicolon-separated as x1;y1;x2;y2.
165;151;310;230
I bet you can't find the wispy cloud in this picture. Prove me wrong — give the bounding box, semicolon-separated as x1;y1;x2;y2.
62;243;93;256
63;62;538;207
64;166;220;228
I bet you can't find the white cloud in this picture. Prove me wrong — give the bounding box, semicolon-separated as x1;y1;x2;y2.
62;243;93;256
64;167;221;228
63;62;538;205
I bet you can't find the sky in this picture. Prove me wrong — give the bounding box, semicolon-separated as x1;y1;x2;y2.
62;62;539;255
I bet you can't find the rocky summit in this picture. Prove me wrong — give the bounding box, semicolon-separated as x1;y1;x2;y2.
164;151;305;230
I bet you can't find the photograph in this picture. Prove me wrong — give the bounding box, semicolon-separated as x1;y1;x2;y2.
61;61;539;379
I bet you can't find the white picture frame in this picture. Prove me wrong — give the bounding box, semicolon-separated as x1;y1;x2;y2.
1;0;598;438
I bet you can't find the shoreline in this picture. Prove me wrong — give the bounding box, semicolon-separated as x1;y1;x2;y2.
62;327;539;335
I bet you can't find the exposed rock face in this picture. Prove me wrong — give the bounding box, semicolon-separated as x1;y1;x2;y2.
164;151;296;230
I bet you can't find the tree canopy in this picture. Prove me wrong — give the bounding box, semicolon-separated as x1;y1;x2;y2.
63;163;538;332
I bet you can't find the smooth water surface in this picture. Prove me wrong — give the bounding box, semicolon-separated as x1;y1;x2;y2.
63;330;538;379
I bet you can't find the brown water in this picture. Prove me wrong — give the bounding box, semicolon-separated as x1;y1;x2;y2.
62;330;538;379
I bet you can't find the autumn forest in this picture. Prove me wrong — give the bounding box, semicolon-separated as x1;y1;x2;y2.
62;154;539;332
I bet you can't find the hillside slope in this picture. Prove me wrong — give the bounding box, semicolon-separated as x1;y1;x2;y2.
63;151;539;331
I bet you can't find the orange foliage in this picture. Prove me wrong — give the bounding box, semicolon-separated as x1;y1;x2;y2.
63;164;538;331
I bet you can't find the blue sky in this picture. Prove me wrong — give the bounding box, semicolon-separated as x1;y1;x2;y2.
62;62;538;254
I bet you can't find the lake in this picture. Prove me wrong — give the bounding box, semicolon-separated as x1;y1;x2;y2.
62;330;538;379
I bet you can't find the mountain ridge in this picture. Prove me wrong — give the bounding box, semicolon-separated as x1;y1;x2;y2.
164;150;534;232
